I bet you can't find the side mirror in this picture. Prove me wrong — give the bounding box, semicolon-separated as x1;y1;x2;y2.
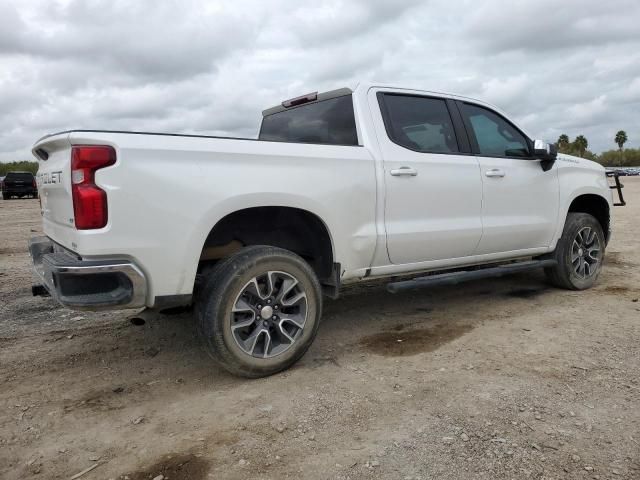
533;139;558;161
533;139;557;171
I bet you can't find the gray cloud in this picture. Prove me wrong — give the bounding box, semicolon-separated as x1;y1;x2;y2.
1;0;639;161
465;0;640;53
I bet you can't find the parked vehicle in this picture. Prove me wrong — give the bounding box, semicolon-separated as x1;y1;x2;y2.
28;83;623;377
2;171;38;200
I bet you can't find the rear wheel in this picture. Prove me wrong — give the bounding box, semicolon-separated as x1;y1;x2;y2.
545;212;605;290
196;245;322;378
2;193;9;200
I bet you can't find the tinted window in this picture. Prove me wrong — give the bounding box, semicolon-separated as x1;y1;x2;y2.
259;95;358;146
380;94;459;153
462;103;530;158
5;172;34;181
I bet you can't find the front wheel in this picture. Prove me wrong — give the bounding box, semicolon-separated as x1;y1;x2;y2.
196;245;322;378
545;212;605;290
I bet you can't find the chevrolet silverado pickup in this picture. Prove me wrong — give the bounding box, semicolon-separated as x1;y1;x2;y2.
29;82;622;377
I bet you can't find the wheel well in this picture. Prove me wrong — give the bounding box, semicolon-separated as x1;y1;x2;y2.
199;207;335;281
568;194;610;242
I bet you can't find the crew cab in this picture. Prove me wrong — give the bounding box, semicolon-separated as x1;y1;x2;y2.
2;171;38;200
29;82;620;377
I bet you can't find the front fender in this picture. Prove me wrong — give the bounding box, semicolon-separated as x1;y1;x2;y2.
551;163;612;248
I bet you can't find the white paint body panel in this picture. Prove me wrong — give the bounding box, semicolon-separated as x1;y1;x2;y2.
31;83;613;307
475;156;559;254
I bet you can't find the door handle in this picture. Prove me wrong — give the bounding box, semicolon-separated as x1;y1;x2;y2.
485;168;505;178
390;167;418;177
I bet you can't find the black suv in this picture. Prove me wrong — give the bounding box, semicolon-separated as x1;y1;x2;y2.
1;171;38;200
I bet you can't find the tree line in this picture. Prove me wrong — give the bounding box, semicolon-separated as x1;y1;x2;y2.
0;160;39;176
557;130;639;167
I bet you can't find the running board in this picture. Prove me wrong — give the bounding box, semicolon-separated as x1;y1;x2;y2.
386;259;558;293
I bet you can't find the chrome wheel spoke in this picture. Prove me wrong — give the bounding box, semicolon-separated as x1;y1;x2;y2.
276;277;299;303
233;298;254;313
265;271;277;298
278;322;296;343
585;228;595;246
245;278;269;300
243;328;265;355
281;314;305;329
261;330;272;358
231;315;256;331
281;291;306;307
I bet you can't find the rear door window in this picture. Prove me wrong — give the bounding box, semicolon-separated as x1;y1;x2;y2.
378;94;460;153
259;95;358;146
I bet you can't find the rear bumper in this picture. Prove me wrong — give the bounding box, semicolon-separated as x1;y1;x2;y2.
28;236;147;310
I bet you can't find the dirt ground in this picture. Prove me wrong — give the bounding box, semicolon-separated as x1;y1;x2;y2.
1;179;638;480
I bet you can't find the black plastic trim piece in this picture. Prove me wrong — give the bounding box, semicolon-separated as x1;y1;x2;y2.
55;271;133;306
34;129;364;149
446;98;472;154
321;262;342;299
35;148;49;160
262;87;353;117
606;172;626;206
153;294;193;310
387;259;558;293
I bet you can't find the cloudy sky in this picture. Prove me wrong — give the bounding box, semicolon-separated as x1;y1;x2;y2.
1;0;639;161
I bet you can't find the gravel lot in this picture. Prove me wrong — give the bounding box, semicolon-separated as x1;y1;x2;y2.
1;179;639;480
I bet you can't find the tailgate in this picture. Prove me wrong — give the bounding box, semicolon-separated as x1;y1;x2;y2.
32;133;75;229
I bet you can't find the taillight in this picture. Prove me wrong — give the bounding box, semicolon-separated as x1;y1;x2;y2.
32;179;37;188
71;146;116;229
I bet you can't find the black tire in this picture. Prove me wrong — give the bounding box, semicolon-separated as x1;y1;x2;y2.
545;212;605;290
196;245;322;378
2;193;9;200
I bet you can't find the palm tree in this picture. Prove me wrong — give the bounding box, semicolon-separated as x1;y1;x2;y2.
574;135;588;157
557;134;570;151
615;130;628;151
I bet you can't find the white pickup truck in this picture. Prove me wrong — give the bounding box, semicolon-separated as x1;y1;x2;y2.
29;82;623;377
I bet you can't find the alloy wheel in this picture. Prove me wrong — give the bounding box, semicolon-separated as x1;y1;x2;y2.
571;227;601;278
230;271;308;358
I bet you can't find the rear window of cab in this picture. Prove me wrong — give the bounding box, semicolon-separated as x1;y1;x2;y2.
259;95;358;146
5;172;35;181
